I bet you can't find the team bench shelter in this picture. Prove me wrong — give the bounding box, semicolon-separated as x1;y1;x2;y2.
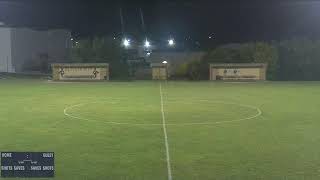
51;63;109;81
209;63;268;81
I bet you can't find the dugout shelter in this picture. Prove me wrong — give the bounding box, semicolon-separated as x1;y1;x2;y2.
209;63;267;81
51;63;109;81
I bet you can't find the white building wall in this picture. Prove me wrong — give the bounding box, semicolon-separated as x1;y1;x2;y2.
0;27;71;73
10;28;49;72
10;28;71;72
0;27;14;72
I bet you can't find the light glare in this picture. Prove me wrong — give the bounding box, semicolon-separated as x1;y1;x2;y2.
168;39;175;46
144;40;150;48
123;39;130;47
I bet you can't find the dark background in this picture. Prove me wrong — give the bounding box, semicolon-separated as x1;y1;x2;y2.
1;0;320;45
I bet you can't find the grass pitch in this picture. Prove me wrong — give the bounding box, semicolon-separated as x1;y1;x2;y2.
1;79;320;180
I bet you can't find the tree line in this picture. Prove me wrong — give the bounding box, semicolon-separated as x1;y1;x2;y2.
178;39;320;80
71;36;320;81
70;36;129;79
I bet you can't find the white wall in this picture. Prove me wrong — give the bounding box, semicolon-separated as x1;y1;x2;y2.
10;28;71;72
10;28;49;72
0;27;14;72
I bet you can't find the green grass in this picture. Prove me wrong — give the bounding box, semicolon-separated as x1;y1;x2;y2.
1;79;320;180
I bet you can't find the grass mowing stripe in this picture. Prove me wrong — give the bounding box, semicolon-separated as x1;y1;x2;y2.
159;83;173;180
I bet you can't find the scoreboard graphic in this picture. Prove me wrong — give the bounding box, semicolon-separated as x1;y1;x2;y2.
1;152;54;178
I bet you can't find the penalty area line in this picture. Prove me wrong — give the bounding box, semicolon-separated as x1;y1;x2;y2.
159;83;173;180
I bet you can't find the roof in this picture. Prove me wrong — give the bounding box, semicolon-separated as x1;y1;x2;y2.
51;63;109;68
210;63;267;68
0;25;71;32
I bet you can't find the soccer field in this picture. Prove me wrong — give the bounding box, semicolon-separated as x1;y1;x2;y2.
1;79;320;180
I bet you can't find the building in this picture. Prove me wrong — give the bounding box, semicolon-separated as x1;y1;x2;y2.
130;51;205;80
151;63;168;80
147;51;205;77
209;63;268;81
0;26;71;73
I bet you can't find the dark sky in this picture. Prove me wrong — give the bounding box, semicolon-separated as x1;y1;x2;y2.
1;0;320;45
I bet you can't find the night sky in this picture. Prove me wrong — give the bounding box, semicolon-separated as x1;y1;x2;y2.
1;0;320;46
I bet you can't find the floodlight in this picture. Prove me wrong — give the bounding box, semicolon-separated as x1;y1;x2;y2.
144;39;151;48
168;39;175;46
123;38;130;47
162;60;168;64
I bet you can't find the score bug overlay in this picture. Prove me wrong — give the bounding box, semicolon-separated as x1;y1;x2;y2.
1;152;54;178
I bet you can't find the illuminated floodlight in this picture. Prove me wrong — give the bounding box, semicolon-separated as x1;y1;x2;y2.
146;52;151;56
123;38;130;47
144;39;151;48
162;60;168;64
168;39;175;46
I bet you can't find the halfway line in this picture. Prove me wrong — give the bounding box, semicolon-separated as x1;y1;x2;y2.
159;83;173;180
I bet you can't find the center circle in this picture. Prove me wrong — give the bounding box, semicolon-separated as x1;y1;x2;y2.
64;99;261;126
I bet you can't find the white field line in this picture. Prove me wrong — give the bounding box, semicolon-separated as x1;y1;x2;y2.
63;100;262;126
159;83;173;180
63;101;147;126
64;101;165;126
163;99;263;125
